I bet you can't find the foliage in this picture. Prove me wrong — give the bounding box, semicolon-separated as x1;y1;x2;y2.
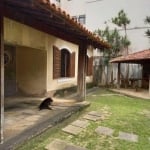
112;9;131;55
95;27;130;58
112;9;130;34
144;16;150;38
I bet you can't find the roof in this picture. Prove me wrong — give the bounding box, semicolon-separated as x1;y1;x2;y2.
4;0;110;49
110;49;150;64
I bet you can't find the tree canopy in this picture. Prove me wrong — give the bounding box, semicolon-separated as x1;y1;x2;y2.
144;16;150;38
95;26;130;58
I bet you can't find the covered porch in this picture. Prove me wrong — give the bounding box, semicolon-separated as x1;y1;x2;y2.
1;95;89;149
110;49;150;98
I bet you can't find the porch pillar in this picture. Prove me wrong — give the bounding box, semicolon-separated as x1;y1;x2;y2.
77;44;87;101
149;75;150;96
0;1;4;144
117;63;120;89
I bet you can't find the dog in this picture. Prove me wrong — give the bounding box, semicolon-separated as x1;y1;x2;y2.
39;97;53;110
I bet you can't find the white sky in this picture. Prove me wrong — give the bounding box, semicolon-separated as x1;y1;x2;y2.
86;0;150;31
61;0;150;51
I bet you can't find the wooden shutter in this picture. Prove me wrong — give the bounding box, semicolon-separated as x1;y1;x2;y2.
53;46;61;79
87;56;93;76
68;52;75;77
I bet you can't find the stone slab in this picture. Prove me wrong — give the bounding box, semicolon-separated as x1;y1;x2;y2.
46;139;88;150
71;120;89;129
83;114;102;121
45;139;67;150
88;111;103;117
118;131;138;142
62;125;83;135
95;126;114;136
65;145;87;150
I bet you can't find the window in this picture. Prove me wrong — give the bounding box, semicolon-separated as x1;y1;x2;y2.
86;55;93;76
72;15;86;25
53;46;75;79
78;15;86;25
72;16;78;22
61;49;70;77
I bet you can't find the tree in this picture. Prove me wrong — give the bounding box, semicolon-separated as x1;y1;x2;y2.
112;10;131;88
94;26;130;86
95;26;130;58
144;16;150;38
112;9;130;55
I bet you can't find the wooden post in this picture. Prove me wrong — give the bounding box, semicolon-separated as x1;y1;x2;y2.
117;63;120;89
0;1;4;144
149;75;150;96
77;44;87;101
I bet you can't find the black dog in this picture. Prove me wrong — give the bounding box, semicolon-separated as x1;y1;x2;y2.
39;97;53;110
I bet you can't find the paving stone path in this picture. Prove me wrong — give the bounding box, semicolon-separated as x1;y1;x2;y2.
61;110;142;150
62;119;89;135
46;139;88;150
118;131;138;142
83;111;104;121
95;126;114;136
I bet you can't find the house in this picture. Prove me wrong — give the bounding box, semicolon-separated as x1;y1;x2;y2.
0;0;109;143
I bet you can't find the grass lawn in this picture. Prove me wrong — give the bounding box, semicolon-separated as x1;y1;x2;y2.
16;89;150;150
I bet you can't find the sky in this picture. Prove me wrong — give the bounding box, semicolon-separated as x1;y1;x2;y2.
85;0;150;51
86;0;150;31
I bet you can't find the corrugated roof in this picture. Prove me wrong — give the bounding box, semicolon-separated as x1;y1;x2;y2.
110;49;150;64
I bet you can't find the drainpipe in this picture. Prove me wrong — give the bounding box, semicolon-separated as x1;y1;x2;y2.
0;1;4;144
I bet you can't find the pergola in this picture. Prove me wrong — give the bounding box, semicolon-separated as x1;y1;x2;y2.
110;49;150;92
0;0;110;143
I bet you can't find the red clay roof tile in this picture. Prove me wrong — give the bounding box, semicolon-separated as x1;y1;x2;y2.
110;49;150;63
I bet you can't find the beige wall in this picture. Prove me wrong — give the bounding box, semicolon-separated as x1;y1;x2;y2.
16;47;47;95
4;18;93;95
47;38;79;91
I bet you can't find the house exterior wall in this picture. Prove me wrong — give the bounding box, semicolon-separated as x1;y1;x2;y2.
46;37;79;92
4;17;93;96
16;47;47;95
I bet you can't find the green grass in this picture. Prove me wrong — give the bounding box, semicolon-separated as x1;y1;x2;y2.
16;89;150;150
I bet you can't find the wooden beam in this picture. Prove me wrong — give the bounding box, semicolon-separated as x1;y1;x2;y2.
148;75;150;95
77;43;87;100
0;1;4;144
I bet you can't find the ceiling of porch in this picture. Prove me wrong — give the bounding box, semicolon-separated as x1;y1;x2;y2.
3;0;110;49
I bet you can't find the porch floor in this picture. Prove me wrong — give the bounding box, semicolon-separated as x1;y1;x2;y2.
110;88;150;100
1;96;89;149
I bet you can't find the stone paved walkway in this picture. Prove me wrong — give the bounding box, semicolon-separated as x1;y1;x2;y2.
71;120;89;128
118;131;138;142
46;139;88;150
95;126;114;136
62;125;83;135
60;110;143;150
83;111;104;121
62;119;89;135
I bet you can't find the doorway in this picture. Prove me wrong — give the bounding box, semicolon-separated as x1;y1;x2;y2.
4;45;17;96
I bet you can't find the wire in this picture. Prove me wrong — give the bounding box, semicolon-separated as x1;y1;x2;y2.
86;0;103;4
